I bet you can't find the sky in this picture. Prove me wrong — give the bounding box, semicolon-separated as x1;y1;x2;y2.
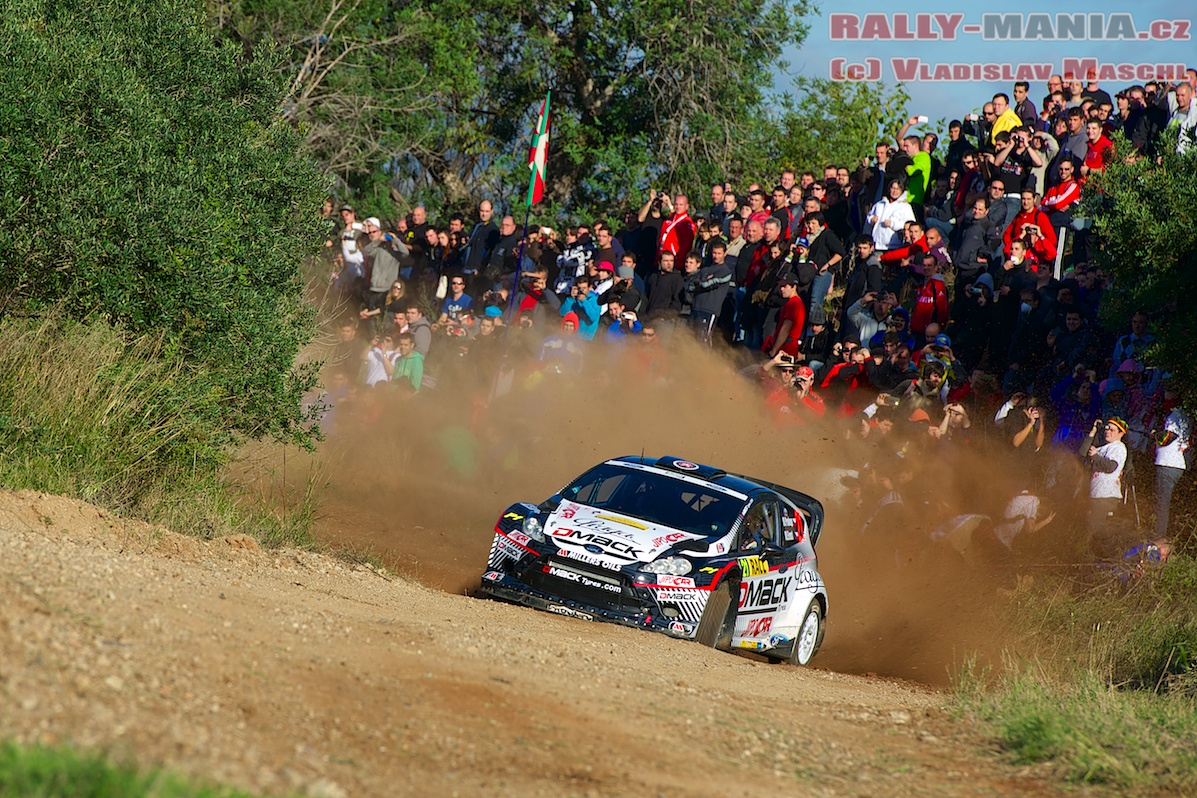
785;1;1195;121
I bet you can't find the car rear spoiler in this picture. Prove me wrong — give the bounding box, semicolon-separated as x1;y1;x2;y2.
733;475;826;548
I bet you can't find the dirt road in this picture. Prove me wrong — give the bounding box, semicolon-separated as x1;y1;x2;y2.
0;488;1076;797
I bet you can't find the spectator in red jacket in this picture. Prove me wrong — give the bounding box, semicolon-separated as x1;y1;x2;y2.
657;194;697;264
910;254;950;336
1039;159;1080;228
1003;189;1058;263
766;275;807;358
1081;119;1113;180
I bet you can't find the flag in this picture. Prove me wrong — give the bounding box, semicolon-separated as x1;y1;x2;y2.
526;90;551;208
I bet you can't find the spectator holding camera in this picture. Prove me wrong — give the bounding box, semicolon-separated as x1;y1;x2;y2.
603;298;643;342
1003;189;1057;262
558;274;600;341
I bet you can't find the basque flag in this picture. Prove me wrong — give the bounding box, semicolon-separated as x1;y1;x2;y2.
526;91;551;208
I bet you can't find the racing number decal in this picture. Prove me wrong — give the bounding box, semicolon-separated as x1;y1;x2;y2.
738;556;769;577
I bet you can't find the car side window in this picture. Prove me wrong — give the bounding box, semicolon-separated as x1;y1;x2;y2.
761;500;785;547
738;502;768;552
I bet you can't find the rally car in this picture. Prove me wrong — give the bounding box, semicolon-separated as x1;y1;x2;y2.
477;455;828;665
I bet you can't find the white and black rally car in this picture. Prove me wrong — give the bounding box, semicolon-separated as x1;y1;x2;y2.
478;455;828;665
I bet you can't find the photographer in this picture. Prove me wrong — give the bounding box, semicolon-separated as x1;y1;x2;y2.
1002;189;1057;262
993;128;1042;195
602;297;642;343
505;268;561;331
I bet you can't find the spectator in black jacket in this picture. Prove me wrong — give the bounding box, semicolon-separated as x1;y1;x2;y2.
643;251;685;324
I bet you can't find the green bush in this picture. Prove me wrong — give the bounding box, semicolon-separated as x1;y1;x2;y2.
0;314;317;546
956;662;1197;790
0;740;261;797
0;0;328;446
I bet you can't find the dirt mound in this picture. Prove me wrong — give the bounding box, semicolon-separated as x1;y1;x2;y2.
0;488;1068;796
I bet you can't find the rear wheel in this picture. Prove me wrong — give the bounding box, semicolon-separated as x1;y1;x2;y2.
694;581;735;650
789;600;823;666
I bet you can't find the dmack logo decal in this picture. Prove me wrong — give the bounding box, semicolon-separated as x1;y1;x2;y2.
739;576;792;610
549;528;643;559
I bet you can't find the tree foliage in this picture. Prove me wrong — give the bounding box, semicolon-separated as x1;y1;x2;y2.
1085;131;1197;407
212;0;915;219
773;78;912;177
0;0;328;445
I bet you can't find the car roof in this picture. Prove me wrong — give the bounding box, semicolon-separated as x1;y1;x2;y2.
611;455;819;505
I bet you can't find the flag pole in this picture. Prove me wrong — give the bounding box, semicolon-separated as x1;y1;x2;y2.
507;90;551;315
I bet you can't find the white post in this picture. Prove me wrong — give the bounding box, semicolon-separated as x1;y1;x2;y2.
1054;226;1067;280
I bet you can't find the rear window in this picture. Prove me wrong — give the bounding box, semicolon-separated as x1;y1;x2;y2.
561;464;744;536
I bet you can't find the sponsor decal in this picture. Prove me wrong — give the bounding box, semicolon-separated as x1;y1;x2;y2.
768;634;791;649
507;530;532;547
739;576;793;611
656;575;696;588
583;544;603;554
482;570;502;581
651;531;691;548
556;548;621;570
716;542;725;554
699;566;721;574
503;511;525;521
797;569;819;587
547;605;593;621
738;639;765;650
559;503;579;519
565;518;638;540
494;538;526;560
745;617;773;637
738;556;769;578
592;513;649;530
550;528;644;559
672;460;700;471
669;621;688;635
543;565;622;594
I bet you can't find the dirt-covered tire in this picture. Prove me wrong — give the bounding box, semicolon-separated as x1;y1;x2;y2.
694;580;735;650
788;599;824;666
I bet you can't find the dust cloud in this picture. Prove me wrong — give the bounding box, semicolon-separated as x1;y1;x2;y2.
303;332;1045;686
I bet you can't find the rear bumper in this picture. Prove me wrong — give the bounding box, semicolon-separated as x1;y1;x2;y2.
478;571;696;639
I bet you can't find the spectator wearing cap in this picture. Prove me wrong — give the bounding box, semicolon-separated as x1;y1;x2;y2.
797;306;833;376
775;365;826;426
600;262;643;316
766;276;807;359
559;274;600;341
1081;416;1130;547
591;261;616;310
759;351;798;415
846;290;894;344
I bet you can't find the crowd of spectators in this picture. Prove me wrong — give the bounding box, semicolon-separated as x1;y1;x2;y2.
323;70;1196;565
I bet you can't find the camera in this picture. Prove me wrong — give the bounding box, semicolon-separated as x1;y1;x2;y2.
621;312;635;321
